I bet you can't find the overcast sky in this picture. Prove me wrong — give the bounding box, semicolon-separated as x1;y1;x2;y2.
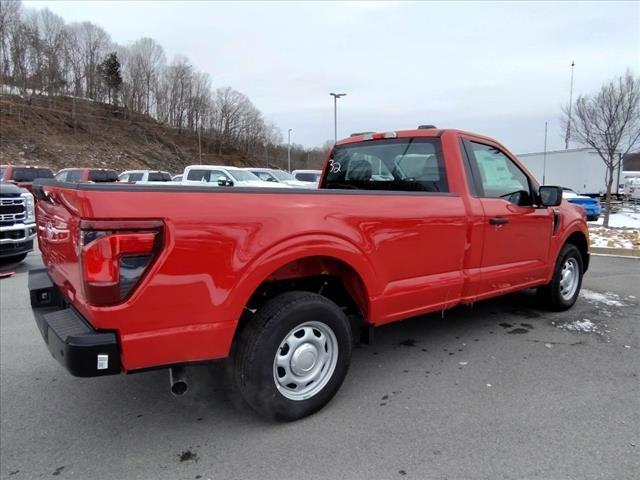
25;0;640;153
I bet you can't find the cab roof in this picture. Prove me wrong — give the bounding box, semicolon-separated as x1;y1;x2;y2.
337;128;499;146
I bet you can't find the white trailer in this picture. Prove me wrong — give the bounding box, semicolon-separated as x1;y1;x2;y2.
516;148;621;196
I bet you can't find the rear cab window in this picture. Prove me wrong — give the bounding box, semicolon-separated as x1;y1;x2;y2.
11;167;54;182
323;138;448;192
148;172;171;182
88;170;118;182
295;172;320;182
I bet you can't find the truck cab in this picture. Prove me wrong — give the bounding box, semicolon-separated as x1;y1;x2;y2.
55;168;119;183
1;165;54;193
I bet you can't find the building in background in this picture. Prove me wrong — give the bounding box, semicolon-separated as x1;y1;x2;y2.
517;148;623;196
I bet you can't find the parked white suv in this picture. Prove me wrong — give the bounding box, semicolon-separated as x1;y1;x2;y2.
181;165;291;188
244;168;314;189
292;169;321;187
119;170;172;183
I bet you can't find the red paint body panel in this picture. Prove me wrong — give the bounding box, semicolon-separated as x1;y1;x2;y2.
33;130;589;372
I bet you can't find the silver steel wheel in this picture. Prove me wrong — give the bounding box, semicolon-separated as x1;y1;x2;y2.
273;321;338;401
559;257;579;301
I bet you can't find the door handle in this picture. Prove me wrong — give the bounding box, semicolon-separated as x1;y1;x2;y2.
489;217;509;225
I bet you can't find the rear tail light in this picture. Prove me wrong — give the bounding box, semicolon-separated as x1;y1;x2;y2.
79;219;163;305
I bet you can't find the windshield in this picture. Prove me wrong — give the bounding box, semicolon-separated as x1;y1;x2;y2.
228;170;261;182
271;170;295;181
323;138;448;192
251;170;279;182
11;167;54;182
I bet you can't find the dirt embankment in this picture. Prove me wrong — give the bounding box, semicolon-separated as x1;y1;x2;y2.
0;94;254;174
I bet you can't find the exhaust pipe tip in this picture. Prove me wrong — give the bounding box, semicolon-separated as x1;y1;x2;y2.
169;367;188;396
171;380;188;396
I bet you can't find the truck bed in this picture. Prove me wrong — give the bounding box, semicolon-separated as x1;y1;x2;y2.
33;180;469;370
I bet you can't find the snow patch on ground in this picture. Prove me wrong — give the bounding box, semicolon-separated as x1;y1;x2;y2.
559;319;598;333
588;208;640;228
587;206;640;250
580;289;626;307
589;226;640;249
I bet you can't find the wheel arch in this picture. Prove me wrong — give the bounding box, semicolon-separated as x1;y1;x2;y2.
227;234;380;344
563;229;590;272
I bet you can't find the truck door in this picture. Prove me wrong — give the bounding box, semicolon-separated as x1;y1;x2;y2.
462;139;554;297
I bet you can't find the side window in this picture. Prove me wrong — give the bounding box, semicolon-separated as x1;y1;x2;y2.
467;142;532;205
128;173;144;182
55;171;68;181
66;170;83;182
210;170;230;182
187;169;210;181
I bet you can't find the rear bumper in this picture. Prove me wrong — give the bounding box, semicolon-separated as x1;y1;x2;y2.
28;268;121;377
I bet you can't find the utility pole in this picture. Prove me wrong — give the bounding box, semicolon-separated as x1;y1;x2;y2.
287;128;292;172
197;124;202;164
543;121;548;184
564;61;575;150
330;92;346;143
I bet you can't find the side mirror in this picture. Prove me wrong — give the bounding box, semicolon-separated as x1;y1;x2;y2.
538;186;563;207
217;176;233;187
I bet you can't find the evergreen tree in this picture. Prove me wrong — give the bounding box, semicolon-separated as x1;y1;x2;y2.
98;52;123;105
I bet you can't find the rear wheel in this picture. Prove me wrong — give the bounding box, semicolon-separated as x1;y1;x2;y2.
538;244;583;311
230;291;352;421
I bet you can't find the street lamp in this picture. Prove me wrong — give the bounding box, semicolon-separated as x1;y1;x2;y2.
287;128;293;172
330;92;346;144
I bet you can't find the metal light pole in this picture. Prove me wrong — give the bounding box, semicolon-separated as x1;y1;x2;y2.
564;61;575;150
543;121;548;184
287;128;292;172
330;92;346;143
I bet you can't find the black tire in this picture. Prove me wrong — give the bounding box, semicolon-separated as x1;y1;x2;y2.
230;291;352;421
0;253;27;265
538;244;584;311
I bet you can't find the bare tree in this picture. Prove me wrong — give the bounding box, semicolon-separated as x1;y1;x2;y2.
563;70;640;227
75;21;110;100
131;37;164;115
0;0;22;90
0;1;294;167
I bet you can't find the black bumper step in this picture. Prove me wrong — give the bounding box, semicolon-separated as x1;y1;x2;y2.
29;268;121;377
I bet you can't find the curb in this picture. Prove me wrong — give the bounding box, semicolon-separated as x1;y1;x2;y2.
590;246;640;258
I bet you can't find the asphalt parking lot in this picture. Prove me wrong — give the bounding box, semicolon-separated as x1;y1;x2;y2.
1;252;638;480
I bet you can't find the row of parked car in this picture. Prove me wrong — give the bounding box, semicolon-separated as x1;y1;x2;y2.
0;163;322;263
0;164;323;191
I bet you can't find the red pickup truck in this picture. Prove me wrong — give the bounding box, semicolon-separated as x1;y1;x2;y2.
28;127;589;421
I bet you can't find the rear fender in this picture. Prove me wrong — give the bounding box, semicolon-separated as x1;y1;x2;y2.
227;233;381;324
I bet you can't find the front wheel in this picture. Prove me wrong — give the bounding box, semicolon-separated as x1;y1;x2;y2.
538;244;584;311
230;291;352;421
